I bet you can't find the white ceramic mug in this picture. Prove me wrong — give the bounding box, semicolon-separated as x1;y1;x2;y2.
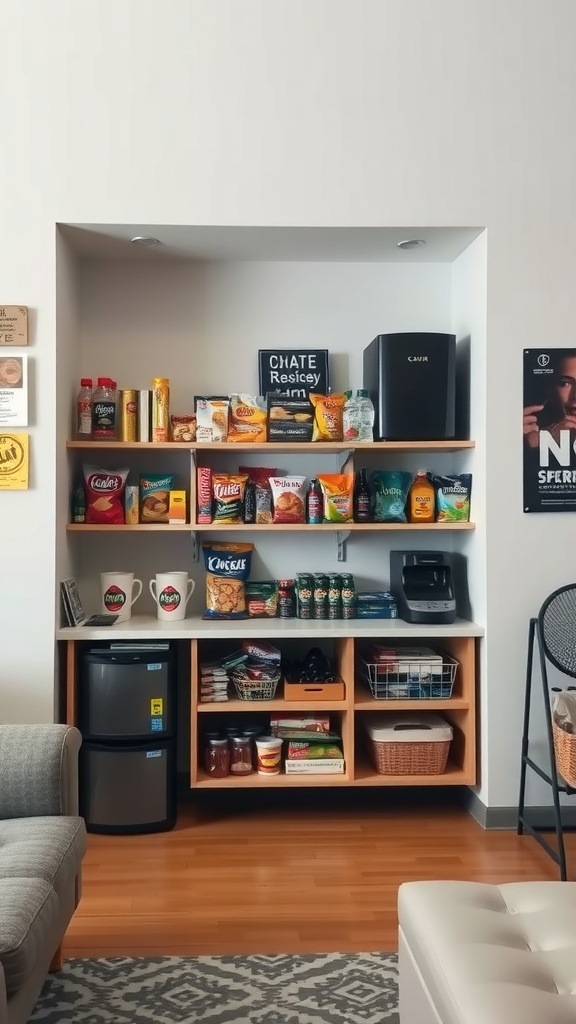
149;572;194;621
100;572;143;622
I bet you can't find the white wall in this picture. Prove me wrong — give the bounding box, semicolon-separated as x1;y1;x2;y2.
2;0;575;808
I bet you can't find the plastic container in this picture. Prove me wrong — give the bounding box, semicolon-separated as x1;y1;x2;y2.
203;737;230;778
343;390;374;442
255;736;283;776
91;377;117;440
363;713;452;775
76;378;93;439
408;471;435;523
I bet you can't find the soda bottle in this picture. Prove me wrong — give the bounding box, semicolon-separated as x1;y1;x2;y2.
355;389;375;442
353;468;371;522
306;478;323;524
76;378;93;439
91;377;117;440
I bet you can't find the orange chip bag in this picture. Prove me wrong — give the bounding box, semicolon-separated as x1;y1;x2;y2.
317;473;354;523
310;393;347;442
84;465;129;524
228;395;267;442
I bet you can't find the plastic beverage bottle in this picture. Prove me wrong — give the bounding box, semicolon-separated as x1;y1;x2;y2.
91;377;118;440
355;389;375;441
76;378;93;439
306;478;323;524
353;468;371;522
343;391;358;441
408;471;435;523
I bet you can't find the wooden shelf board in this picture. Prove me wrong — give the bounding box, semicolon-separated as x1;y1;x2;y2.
190;522;475;532
67;521;474;533
67;524;192;532
67;439;475;454
193;769;350;788
353;695;469;711
352;757;474;786
198;696;349;713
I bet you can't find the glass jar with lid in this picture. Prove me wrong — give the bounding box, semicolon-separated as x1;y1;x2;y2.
229;735;253;776
203;736;230;778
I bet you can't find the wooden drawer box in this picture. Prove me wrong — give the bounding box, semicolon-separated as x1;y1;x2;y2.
283;678;345;701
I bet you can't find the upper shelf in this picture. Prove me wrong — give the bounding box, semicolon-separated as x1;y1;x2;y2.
66;439;475;454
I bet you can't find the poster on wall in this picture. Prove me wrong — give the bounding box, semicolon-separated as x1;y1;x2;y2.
0;355;28;426
0;433;29;490
0;306;28;347
258;349;329;399
524;348;576;512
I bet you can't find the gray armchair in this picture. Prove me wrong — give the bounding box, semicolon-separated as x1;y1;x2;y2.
0;725;86;1024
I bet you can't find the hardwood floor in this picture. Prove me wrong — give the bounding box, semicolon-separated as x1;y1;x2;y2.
65;789;571;958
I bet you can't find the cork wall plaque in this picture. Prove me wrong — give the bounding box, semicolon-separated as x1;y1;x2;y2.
0;307;28;346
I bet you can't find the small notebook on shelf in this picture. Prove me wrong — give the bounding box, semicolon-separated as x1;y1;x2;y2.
60;578;118;628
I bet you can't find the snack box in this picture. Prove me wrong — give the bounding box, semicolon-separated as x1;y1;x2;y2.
169;490;187;524
267;396;314;442
270;714;331;736
356;592;398;617
286;740;343;759
285;759;345;775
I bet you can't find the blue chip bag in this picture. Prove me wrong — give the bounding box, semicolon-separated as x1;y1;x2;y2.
202;541;253;619
370;471;413;523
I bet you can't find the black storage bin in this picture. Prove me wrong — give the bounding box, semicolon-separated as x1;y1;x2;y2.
80;739;177;835
79;644;177;834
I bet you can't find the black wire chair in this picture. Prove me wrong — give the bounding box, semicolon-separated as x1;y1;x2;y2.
518;584;576;879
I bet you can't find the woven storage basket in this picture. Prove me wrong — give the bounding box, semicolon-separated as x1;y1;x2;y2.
552;719;576;787
363;713;452;776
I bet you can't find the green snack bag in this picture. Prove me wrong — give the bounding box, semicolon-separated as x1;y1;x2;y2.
370;471;413;523
429;473;472;522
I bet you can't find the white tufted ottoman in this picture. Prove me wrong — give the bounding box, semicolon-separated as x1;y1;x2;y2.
398;880;576;1024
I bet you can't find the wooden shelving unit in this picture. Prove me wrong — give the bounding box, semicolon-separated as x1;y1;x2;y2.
67;439;475;453
67;521;475;533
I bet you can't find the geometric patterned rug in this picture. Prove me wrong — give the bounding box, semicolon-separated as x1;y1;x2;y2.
29;953;399;1023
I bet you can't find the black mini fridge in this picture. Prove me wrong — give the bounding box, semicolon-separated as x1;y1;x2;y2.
79;644;177;834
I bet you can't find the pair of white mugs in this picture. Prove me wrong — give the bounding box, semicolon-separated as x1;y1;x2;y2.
100;571;195;622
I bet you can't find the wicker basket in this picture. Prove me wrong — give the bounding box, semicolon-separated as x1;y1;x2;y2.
552;719;576;787
366;736;451;775
363;714;452;776
231;669;281;701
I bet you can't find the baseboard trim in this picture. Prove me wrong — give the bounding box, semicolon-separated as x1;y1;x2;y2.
461;789;576;830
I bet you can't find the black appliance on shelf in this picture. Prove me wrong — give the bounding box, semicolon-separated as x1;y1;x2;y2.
390;551;457;625
363;332;456;440
79;643;177;834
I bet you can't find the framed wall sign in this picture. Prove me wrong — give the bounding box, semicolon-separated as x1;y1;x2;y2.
0;306;28;347
258;349;329;399
524;347;576;512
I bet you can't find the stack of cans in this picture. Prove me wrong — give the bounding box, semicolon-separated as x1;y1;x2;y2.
296;573;356;620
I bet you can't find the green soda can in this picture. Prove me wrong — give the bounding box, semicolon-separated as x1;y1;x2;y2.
296;573;314;619
340;573;356;619
328;573;342;619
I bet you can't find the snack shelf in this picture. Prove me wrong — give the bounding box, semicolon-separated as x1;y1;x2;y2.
194;768;351;788
198;696;349;713
67;521;475;532
352;756;475;786
66;439;475;454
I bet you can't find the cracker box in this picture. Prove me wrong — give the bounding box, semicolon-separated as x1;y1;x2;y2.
169;490;187;524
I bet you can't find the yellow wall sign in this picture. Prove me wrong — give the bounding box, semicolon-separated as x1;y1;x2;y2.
150;698;163;715
0;433;28;489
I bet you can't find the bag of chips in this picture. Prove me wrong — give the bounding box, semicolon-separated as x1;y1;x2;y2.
269;476;307;523
317;473;354;523
195;397;230;442
202;542;253;619
84;466;129;525
140;473;175;523
429;473;472;522
370;470;413;523
228;395;267;442
239;466;277;524
212;473;248;524
310;393;347;442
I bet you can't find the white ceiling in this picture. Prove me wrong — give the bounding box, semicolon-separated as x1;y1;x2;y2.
59;224;484;263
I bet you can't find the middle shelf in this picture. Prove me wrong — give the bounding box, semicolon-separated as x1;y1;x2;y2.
67;521;475;533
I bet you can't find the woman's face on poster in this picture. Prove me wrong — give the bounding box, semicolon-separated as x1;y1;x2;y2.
550;355;576;417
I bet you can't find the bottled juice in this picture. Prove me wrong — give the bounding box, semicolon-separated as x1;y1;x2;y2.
407;471;435;523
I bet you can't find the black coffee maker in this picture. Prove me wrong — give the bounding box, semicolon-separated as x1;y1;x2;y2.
390;551;457;624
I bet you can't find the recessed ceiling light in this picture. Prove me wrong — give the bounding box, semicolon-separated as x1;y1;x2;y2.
397;239;426;250
130;235;161;247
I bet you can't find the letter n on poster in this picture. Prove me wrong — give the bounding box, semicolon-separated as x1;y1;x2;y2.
0;434;29;490
524;348;576;512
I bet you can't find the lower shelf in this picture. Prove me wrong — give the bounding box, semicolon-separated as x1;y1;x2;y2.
193;758;474;788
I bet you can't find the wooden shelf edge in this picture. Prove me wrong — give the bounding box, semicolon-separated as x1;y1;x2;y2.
67;439;475;453
352;758;474;786
67;522;475;532
353;697;469;711
66;524;192;532
198;699;349;713
193;771;351;788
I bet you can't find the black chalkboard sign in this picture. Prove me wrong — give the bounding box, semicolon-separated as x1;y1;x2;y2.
258;349;329;399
